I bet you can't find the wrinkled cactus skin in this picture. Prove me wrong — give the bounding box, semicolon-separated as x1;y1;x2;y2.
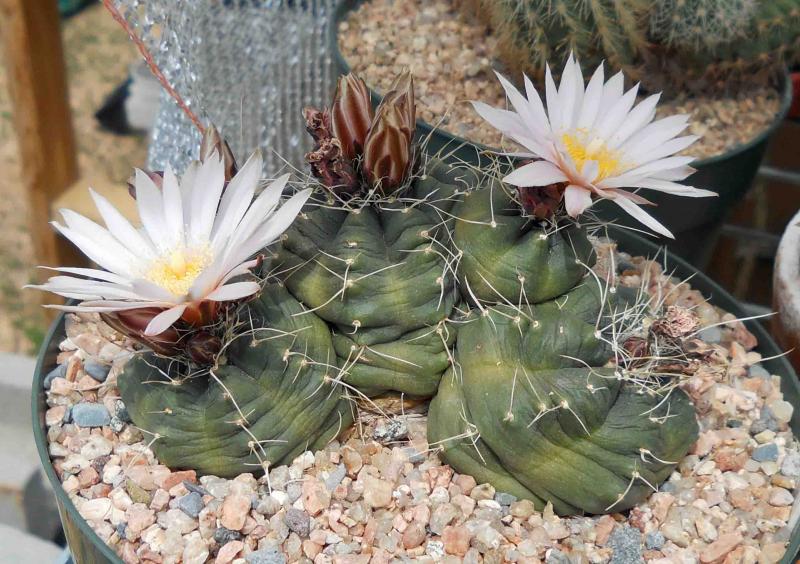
118;285;353;478
428;187;699;515
275;161;463;397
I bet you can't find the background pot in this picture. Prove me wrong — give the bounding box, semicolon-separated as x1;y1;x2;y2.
774;208;800;373
330;0;793;267
33;229;800;562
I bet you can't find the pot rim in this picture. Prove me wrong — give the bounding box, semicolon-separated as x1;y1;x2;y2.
775;209;800;334
32;228;800;562
329;0;794;167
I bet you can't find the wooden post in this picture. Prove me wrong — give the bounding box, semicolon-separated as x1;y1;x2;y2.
0;0;85;284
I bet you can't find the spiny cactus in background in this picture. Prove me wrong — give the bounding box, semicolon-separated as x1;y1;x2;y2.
647;0;800;89
465;0;800;94
465;0;650;81
118;285;353;478
427;183;699;514
276;72;465;398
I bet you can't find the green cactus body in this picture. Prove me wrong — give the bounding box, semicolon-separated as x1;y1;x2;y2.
475;0;650;80
117;284;353;478
428;186;699;515
276;161;463;397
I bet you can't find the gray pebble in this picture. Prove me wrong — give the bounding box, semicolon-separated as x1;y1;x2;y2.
177;492;204;518
84;360;110;382
645;531;665;550
44;364;67;389
286;482;302;503
697;326;722;344
373;418;408;442
494;492;517;506
751;407;779;435
71;403;111;427
546;549;571;564
114;400;131;423
213;527;242;545
109;417;125;433
183;481;209;496
63;405;73;424
403;446;426;463
608;525;643;564
325;464;346;491
246;546;286;564
781;451;800;477
115;522;127;538
726;419;742;428
268;466;289;491
284;507;310;537
749;364;770;378
752;443;779;462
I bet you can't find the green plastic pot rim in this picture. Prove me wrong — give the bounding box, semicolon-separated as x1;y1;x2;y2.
32;228;800;562
329;0;793;168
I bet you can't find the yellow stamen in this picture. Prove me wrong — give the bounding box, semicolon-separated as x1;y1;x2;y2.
562;132;623;182
145;246;212;296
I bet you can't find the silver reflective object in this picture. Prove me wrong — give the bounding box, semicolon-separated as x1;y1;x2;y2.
110;0;337;174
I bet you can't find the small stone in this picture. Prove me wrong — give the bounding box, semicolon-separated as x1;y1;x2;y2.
72;403;111;427
782;451;800;477
284;507;310;537
214;527;242;545
221;493;251;531
126;480;152;505
245;546;286;564
215;539;243;564
114;400;131;422
752;443;779;462
302;478;331;515
644;531;664;550
158;508;198;534
402;521;426;549
363;476;393;508
697;326;722;344
769;487;794;506
426;540;445;558
126;504;156;536
373;418;408;442
546;548;571;563
44;363;67;389
178;492;204;518
470;483;495;501
700;533;742;563
342;448;363;475
80;498;112;521
182;531;209;564
493;492;516;506
84;360;111;382
472;526;502;552
430;502;460;535
80;436;113;460
325;464;346;491
608;526;643;564
454;474;476;494
442;525;471;556
771;400;794;423
509;499;535;519
749;364;770;378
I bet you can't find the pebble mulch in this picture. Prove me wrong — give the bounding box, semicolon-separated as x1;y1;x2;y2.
43;245;799;563
338;0;782;161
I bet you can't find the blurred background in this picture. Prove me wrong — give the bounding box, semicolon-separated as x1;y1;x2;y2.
1;0;799;560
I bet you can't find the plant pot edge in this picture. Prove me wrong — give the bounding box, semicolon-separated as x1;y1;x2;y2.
32;230;800;562
774;209;800;372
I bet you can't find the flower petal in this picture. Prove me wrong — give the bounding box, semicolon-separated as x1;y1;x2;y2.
564;185;593;217
204;281;261;302
577;63;605;130
188;152;226;246
144;305;187;336
503;161;569;187
52;222;134;277
90;189;155;261
612;196;674;238
608;92;660;148
161;166;185;250
212;150;262;250
134;168;169;251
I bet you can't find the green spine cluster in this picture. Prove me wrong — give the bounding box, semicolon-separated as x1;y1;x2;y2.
473;0;650;80
117;284;353;479
469;0;800;92
275;160;462;397
427;184;699;515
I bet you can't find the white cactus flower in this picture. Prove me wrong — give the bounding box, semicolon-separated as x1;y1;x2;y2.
29;150;310;336
472;55;716;237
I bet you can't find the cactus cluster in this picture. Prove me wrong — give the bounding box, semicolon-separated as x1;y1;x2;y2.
464;0;800;93
107;69;701;513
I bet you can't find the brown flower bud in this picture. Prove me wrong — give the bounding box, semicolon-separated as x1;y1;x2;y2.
331;73;374;161
200;125;238;180
518;184;566;220
304;107;359;194
362;71;416;193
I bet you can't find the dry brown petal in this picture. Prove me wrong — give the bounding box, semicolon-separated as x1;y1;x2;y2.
331;74;374;161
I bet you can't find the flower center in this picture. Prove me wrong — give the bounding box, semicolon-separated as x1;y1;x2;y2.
561;132;622;182
145;246;212;297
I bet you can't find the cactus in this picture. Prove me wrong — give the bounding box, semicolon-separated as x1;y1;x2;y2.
468;0;800;93
470;0;650;81
117;284;353;478
275;160;463;397
427;182;699;515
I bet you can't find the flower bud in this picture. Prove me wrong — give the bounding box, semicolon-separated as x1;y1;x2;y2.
331;73;374;161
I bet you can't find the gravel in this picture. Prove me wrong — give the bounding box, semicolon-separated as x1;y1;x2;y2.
339;0;782;161
44;248;799;563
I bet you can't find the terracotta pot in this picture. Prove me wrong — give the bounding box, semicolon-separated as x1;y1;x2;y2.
774;208;800;372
